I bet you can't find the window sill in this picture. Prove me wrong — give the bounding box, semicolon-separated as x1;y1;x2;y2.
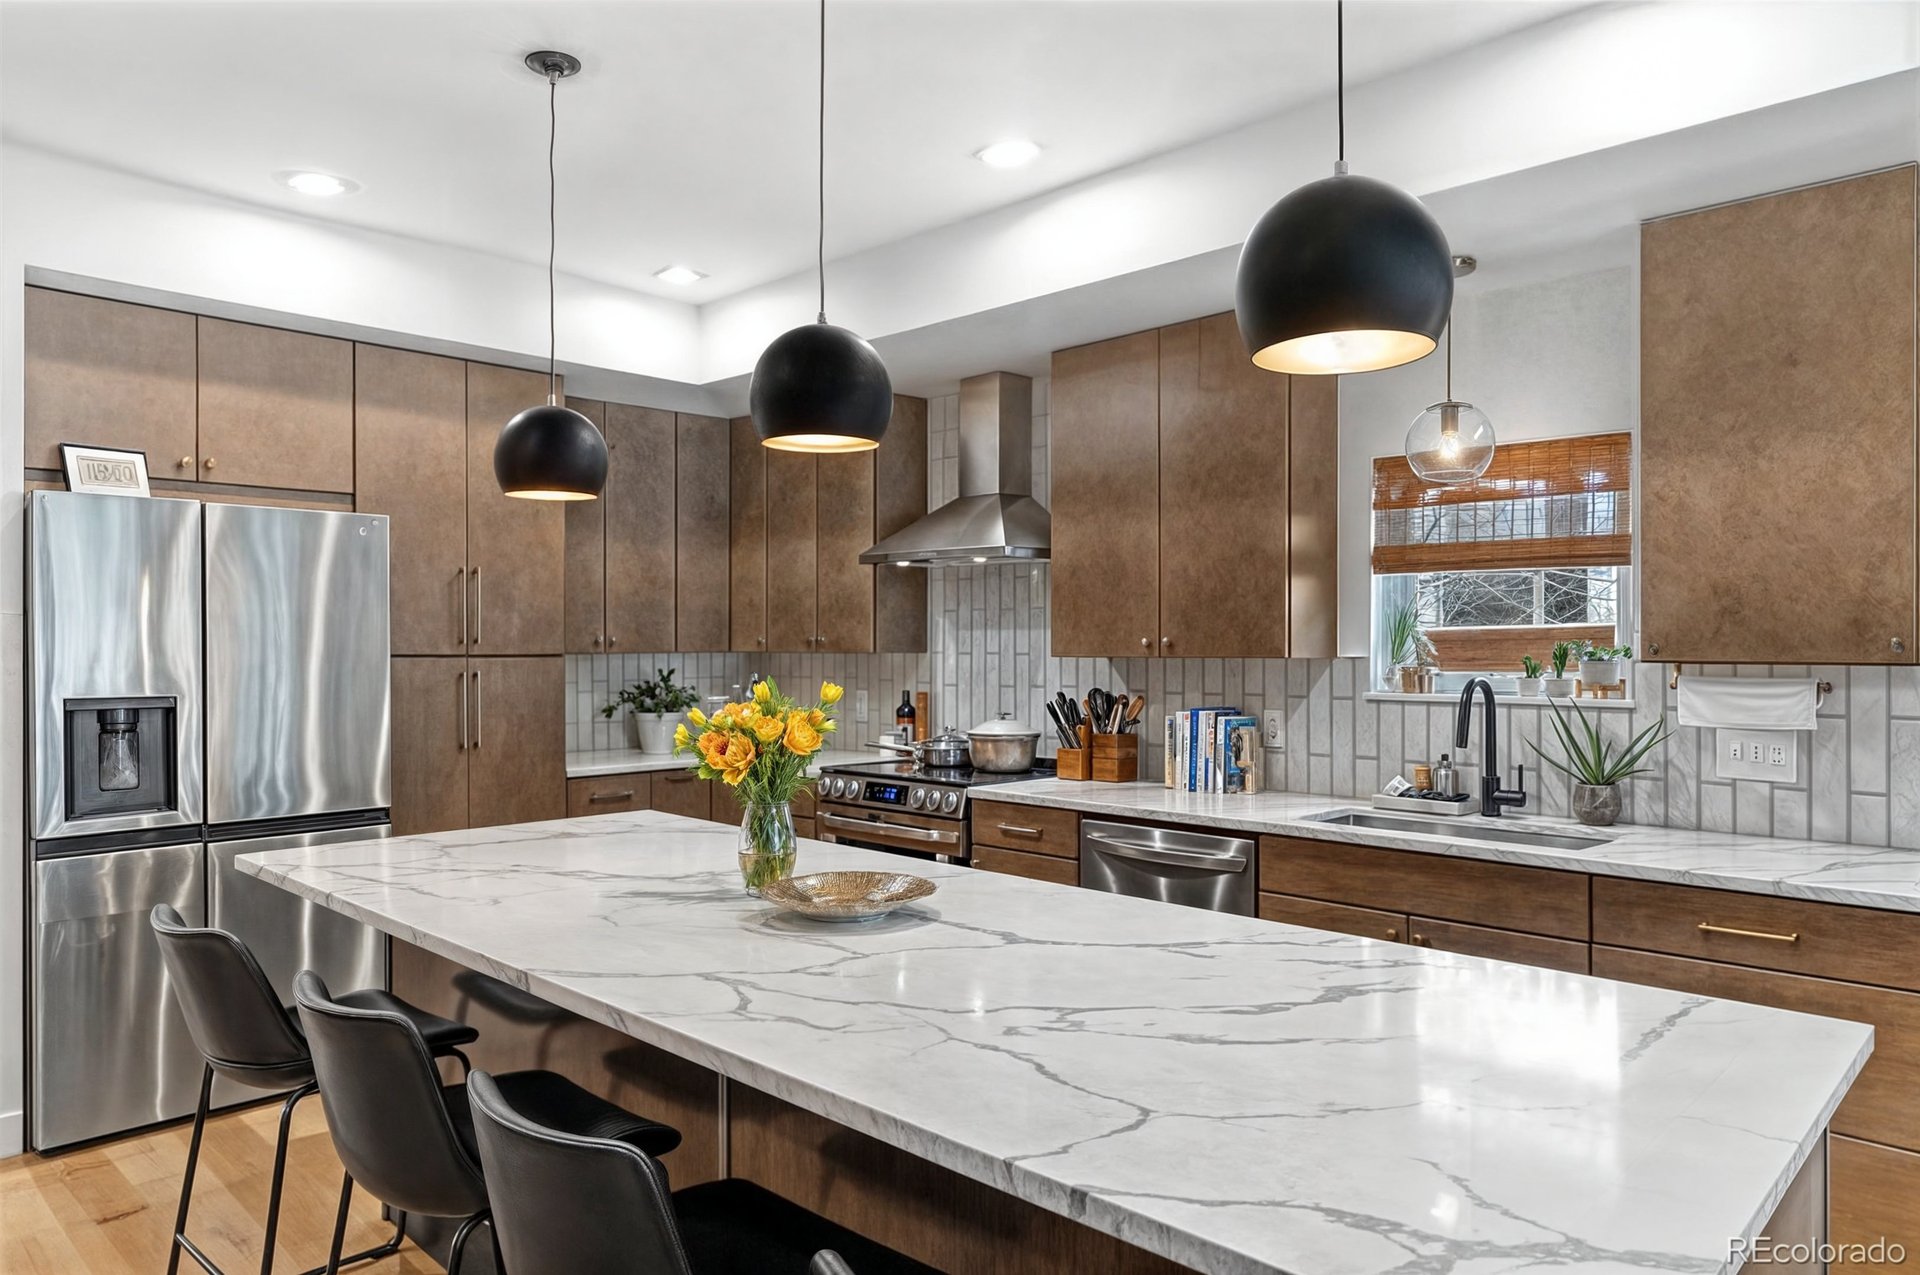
1363;691;1639;710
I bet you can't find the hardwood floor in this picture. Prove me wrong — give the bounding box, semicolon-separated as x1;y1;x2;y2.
0;1098;441;1275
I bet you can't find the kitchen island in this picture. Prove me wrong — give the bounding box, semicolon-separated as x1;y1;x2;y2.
240;810;1869;1275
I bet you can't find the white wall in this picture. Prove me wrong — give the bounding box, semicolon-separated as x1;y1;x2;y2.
1335;260;1637;654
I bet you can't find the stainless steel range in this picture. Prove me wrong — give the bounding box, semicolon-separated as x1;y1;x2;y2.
813;759;1054;863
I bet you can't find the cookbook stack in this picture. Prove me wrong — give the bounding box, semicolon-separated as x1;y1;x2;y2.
1164;708;1261;794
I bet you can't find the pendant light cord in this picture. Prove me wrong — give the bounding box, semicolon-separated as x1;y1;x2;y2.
1445;319;1452;399
1336;0;1344;167
546;68;560;405
816;0;827;324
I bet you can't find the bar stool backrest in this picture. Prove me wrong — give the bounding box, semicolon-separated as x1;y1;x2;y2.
150;903;309;1086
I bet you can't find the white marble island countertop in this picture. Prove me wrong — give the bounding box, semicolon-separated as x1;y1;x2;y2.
980;780;1920;914
240;811;1868;1275
566;745;901;779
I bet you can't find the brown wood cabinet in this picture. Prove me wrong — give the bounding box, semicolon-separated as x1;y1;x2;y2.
651;768;712;821
25;288;198;477
356;346;470;656
1640;165;1919;664
466;363;567;656
731;396;928;653
1408;917;1589;974
604;403;678;652
197;317;354;492
567;775;651;816
1050;314;1337;659
974;845;1077;886
676;414;732;651
563;398;611;653
1831;1136;1920;1271
389;655;564;835
1258;892;1405;943
971;800;1079;859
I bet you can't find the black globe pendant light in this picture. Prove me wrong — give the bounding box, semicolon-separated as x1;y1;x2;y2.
495;51;609;501
1234;0;1454;376
750;0;892;453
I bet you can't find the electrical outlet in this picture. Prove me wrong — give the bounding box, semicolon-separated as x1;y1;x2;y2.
855;690;869;722
1716;729;1797;781
1262;709;1286;749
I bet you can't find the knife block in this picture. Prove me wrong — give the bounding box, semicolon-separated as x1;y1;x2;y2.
1090;733;1138;783
1056;745;1092;781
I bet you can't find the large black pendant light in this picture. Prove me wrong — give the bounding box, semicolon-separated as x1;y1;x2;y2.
495;50;609;501
750;0;892;453
1234;0;1454;376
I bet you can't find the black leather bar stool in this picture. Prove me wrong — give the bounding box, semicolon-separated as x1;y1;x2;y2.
293;971;683;1275
466;1069;940;1275
150;904;480;1275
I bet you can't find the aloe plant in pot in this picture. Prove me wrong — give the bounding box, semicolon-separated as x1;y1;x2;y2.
1384;599;1436;693
1516;655;1543;698
1529;698;1671;826
1542;641;1577;698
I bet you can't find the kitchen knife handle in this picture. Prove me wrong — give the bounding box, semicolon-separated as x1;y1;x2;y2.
472;668;482;749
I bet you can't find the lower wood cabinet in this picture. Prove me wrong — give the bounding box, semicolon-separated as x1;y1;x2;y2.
650;769;712;821
1831;1135;1920;1272
390;655;564;835
1258;892;1405;943
1409;917;1589;974
567;775;650;817
974;845;1077;886
971;800;1079;860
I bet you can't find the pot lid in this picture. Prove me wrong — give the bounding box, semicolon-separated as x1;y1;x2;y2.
922;727;970;746
969;713;1039;737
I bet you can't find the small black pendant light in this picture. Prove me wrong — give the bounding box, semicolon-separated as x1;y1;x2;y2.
495;51;609;501
750;0;892;453
1234;0;1454;376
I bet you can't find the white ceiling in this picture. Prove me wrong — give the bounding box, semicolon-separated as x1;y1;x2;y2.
0;0;1590;302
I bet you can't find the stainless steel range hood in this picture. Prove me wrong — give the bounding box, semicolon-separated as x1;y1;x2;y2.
861;371;1050;566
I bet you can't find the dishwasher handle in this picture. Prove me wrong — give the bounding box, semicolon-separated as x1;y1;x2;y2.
1082;826;1250;873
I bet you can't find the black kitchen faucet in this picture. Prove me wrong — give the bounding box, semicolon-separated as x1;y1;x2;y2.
1454;677;1528;818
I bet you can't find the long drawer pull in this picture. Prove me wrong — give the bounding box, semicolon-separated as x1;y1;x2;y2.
589;791;636;803
818;813;960;845
1697;922;1800;944
996;823;1043;837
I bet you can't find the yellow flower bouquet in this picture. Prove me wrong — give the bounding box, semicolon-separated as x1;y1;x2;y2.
675;678;842;891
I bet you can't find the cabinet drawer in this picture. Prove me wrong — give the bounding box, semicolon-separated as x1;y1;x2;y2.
1258;893;1406;944
1592;947;1917;1151
1832;1136;1920;1270
1258;836;1590;940
567;775;650;816
974;845;1077;887
971;800;1078;859
1410;917;1589;975
650;769;713;821
1592;876;1920;992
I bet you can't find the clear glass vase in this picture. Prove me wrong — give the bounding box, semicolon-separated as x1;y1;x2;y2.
738;800;798;894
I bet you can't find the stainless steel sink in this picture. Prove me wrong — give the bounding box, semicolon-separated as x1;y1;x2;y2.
1304;810;1612;852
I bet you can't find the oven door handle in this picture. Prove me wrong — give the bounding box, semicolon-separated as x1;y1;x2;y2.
818;812;960;846
1084;830;1248;873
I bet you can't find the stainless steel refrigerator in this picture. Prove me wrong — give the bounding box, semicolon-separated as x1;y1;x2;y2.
27;491;393;1150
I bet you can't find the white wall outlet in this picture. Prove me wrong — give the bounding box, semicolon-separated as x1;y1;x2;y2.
1715;729;1797;781
1262;709;1286;749
855;690;869;723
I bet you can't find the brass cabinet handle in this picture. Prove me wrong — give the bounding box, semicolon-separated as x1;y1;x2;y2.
997;823;1042;837
1386;928;1400;941
607;635;617;647
757;637;765;646
1697;922;1799;944
1160;636;1171;647
177;456;193;469
203;457;217;471
472;568;482;646
1647;641;1661;656
588;790;635;803
457;567;467;646
1412;933;1429;946
591;634;601;649
471;668;482;749
458;669;468;751
1896;638;1909;655
1140;637;1150;649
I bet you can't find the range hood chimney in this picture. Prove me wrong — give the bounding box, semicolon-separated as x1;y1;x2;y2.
861;372;1050;566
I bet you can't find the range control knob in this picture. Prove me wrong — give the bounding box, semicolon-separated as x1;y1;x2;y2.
909;788;927;809
941;791;960;813
828;778;845;799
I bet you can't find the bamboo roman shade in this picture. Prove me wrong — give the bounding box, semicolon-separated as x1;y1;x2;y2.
1372;431;1632;575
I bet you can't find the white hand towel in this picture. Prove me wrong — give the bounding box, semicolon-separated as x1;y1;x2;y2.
1675;675;1818;731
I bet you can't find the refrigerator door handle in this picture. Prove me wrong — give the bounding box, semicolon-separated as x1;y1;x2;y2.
472;668;482;750
459;668;469;751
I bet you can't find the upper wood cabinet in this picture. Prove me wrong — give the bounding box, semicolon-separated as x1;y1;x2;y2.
1050;314;1337;659
731;396;928;653
355;345;470;656
197;317;354;492
26;288;198;478
1641;165;1918;665
604;403;678;652
466;364;567;656
563;398;611;653
676;414;733;652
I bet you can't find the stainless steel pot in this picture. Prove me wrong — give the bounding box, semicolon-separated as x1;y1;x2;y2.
967;714;1040;773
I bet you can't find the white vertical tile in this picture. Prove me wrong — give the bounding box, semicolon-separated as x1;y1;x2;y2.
1851;666;1889;795
1852;794;1890;847
1890;720;1920;848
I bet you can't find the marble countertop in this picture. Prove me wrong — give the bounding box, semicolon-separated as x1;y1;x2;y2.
240;811;1869;1275
567;746;900;779
980;780;1920;914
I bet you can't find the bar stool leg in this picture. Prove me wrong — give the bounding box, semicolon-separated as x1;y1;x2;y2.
167;1064;216;1275
258;1081;319;1275
447;1211;489;1275
323;1172;354;1275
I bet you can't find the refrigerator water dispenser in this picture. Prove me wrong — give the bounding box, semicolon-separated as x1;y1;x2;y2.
63;696;177;821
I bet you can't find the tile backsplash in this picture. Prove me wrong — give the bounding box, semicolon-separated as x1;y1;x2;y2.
566;386;1919;847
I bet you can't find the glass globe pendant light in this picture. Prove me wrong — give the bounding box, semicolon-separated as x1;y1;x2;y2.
750;0;892;453
1234;0;1454;375
1405;312;1494;485
494;51;609;500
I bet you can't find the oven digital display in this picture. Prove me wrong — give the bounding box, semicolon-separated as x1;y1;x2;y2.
863;782;908;805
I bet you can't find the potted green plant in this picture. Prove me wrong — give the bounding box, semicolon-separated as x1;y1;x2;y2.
1529;697;1671;826
1578;643;1632;691
1384;599;1436;693
1516;655;1543;698
1542;641;1577;698
602;667;701;754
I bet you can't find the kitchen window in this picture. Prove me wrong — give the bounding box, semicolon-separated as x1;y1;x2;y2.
1372;432;1632;686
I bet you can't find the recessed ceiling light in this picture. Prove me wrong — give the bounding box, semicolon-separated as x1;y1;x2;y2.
274;169;360;197
653;265;707;286
974;139;1040;170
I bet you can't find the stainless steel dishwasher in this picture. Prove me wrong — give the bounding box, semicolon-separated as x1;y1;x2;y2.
1079;819;1257;915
